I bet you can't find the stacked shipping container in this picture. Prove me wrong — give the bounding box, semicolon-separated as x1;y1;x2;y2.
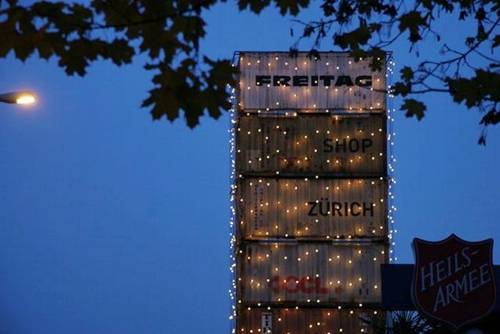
233;52;389;334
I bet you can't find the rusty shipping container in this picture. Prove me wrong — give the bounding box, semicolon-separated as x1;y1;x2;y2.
237;307;382;334
238;52;386;112
237;177;387;240
237;242;387;305
236;114;386;176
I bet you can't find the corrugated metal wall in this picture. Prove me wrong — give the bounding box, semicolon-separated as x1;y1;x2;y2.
236;114;386;176
238;52;386;111
237;178;387;239
239;308;382;334
238;242;386;304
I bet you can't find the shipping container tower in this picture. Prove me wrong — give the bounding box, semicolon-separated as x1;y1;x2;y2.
231;51;391;334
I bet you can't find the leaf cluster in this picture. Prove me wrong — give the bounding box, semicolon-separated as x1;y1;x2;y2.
1;0;499;142
0;0;316;126
291;0;500;144
0;0;234;127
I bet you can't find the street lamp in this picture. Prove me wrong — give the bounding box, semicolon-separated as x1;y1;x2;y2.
0;91;36;105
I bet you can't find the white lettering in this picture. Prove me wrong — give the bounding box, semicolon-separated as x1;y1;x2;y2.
430;262;491;312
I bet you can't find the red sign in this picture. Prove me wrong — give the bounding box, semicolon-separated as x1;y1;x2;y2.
412;234;496;329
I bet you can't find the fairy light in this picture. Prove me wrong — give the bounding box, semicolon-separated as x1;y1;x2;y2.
232;52;391;334
387;56;398;264
228;72;237;332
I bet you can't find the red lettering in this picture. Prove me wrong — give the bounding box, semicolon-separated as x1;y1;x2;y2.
315;277;329;294
285;276;299;293
270;275;329;294
299;277;315;293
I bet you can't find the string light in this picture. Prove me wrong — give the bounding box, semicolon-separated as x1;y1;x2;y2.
387;57;398;264
231;52;392;334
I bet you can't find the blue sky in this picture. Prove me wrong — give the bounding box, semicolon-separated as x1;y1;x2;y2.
0;2;498;334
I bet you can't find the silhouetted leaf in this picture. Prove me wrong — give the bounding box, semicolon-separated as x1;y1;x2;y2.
334;20;371;49
392;82;411;97
238;0;309;16
447;70;500;108
303;24;315;37
478;134;486;145
400;66;414;82
493;35;500;48
480;109;500;126
399;10;426;42
401;98;426;120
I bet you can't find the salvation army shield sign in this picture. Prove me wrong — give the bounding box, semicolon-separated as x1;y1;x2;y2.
412;234;496;329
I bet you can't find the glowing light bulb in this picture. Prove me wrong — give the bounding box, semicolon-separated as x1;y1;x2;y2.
16;94;36;105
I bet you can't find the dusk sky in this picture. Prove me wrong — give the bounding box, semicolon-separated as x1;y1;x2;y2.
0;2;498;334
